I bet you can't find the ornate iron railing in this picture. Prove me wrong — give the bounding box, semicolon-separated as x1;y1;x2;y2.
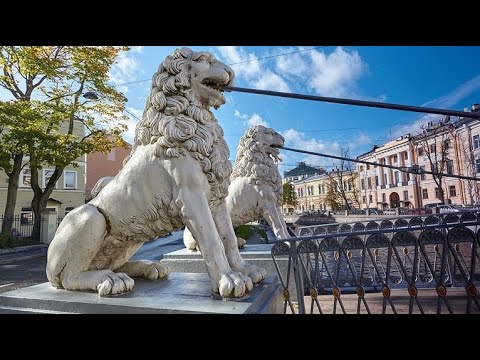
271;211;480;314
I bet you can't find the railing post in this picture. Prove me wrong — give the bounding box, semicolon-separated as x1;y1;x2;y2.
290;241;306;314
40;210;58;244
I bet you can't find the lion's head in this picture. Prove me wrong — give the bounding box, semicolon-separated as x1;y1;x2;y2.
126;48;235;201
231;125;285;206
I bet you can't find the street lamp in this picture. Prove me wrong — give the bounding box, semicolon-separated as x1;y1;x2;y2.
83;91;99;100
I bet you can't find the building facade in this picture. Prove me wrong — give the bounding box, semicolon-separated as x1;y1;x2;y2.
0;120;86;217
85;142;132;201
289;171;358;213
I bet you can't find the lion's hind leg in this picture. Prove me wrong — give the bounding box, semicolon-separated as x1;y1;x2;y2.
46;204;135;296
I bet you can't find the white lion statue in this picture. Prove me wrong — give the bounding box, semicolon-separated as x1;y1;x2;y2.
184;125;290;250
46;48;266;298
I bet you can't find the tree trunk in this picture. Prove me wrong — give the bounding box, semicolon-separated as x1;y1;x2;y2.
1;154;23;236
30;166;62;240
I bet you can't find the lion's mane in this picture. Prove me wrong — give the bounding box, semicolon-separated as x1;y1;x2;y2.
124;47;232;203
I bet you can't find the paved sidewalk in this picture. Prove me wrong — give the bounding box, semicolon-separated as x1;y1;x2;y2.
0;244;48;265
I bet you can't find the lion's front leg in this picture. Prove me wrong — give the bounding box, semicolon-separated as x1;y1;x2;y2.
213;201;267;284
116;260;170;281
179;189;253;298
263;203;290;240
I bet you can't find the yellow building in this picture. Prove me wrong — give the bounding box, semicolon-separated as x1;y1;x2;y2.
290;171;358;212
0;119;86;217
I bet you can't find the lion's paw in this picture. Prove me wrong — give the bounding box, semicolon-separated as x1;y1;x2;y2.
237;236;246;249
233;262;267;284
214;271;254;298
143;262;170;280
97;272;135;296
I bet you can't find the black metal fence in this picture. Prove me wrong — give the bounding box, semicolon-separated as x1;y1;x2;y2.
0;215;42;247
272;210;480;314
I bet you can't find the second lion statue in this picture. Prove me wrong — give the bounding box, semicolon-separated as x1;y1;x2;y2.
46;48;266;298
184;125;291;250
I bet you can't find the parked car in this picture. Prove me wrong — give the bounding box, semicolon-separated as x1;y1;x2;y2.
437;204;459;213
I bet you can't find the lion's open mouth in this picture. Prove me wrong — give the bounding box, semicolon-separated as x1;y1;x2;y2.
201;79;225;94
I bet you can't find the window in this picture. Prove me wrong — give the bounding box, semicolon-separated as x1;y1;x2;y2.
432;163;438;174
367;178;371;189
375;176;378;186
106;148;116;161
476;159;480;173
404;152;408;160
318;185;322;194
43;169;57;189
361;179;365;190
366;164;370;170
343;181;347;191
362;196;366;204
348;180;352;191
449;186;456;197
359;166;363;172
422;188;428;199
64;171;77;189
418;147;424;156
446;160;454;175
473;135;480;149
382;193;386;203
369;195;373;203
403;190;409;201
65;206;75;215
435;187;441;199
444;139;450;150
393;155;398;163
420;166;426;180
19;168;31;187
384;174;388;184
20;207;33;225
394;171;400;183
430;143;436;153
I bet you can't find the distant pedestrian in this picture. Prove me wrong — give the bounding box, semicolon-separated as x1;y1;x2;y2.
12;228;22;238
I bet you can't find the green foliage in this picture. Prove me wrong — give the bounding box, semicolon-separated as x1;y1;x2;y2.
283;182;298;206
234;224;268;241
325;178;342;210
234;225;254;239
0;46;131;223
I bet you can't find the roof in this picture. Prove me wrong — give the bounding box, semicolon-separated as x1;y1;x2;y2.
283;162;324;177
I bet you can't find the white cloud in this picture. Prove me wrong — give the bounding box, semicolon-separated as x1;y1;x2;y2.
252;71;291;92
216;46;261;78
122;106;142;144
216;46;374;99
394;74;480;139
108;50;140;94
280;128;341;168
248;113;268;127
131;46;144;53
307;47;365;97
234;109;269;127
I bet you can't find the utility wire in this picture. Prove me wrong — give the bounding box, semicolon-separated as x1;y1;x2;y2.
280;146;480;182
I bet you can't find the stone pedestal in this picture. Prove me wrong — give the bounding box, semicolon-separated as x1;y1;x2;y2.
0;273;283;314
161;244;298;301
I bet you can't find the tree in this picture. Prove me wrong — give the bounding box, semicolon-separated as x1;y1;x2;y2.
456;130;480;205
324;178;341;210
282;182;298;211
415;119;455;204
330;146;359;210
0;46;129;237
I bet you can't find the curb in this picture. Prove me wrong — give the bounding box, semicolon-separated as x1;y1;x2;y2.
0;249;48;265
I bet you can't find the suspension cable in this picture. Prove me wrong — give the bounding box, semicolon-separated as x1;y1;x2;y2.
224;86;480;120
280;146;480;182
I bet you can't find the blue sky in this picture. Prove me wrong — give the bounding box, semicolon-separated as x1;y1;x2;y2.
112;46;480;174
7;46;480;175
